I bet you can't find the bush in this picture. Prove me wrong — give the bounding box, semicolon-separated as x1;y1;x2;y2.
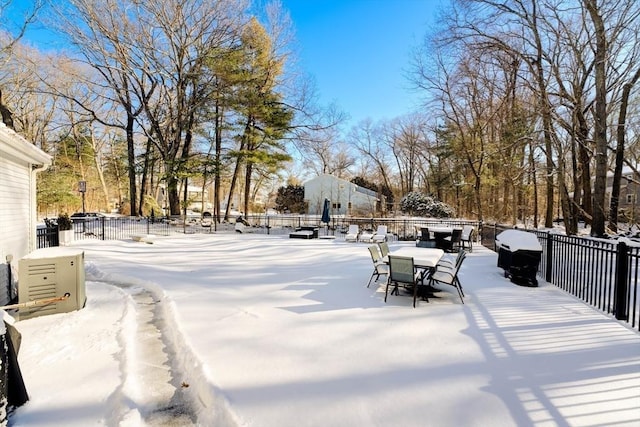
57;213;73;230
400;192;455;218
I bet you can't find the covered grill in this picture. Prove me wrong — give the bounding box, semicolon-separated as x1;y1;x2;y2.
496;230;542;287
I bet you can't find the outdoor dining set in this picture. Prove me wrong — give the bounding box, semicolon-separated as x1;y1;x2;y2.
343;223;474;307
346;224;474;252
364;238;469;308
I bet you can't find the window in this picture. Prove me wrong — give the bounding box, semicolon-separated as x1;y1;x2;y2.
626;194;636;204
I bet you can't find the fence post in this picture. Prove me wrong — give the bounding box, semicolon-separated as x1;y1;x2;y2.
545;232;553;283
614;241;629;321
493;223;497;251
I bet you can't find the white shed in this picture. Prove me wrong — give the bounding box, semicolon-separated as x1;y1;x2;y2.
304;174;381;216
0;123;51;305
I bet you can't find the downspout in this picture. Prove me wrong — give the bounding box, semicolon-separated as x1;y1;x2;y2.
30;162;50;252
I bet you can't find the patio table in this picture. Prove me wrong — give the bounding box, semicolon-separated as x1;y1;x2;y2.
384;247;444;269
427;227;461;250
383;247;445;287
428;226;454;234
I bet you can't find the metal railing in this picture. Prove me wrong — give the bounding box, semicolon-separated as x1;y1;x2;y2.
37;217;171;246
490;223;639;331
237;215;482;241
533;231;638;330
36;226;59;248
37;215;484;244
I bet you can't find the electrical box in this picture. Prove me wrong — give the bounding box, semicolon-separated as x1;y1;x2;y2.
18;247;86;320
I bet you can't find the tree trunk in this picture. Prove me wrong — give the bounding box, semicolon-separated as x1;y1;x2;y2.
126;114;138;216
609;66;640;231
244;161;253;215
138;137;153;216
529;145;539;228
584;0;608;237
214;100;223;223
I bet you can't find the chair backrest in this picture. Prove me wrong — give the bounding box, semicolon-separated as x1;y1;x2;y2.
450;228;462;243
376;225;387;235
453;251;466;274
461;225;474;240
455;249;467;267
388;255;416;285
420;227;430;241
368;245;382;264
378;241;389;257
348;224;359;234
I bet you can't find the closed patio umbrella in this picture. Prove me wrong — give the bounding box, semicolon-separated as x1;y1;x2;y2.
321;198;331;234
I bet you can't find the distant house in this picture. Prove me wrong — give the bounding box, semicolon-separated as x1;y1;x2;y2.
0;123;51;305
304;174;382;216
606;167;640;221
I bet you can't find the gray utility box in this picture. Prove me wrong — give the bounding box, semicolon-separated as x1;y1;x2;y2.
18;247;86;320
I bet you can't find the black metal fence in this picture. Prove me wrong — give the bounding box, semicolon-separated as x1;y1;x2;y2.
37;216;172;246
36;215;483;244
488;223;639;331
481;223;513;250
237;215;482;241
533;231;638;330
36;225;59;248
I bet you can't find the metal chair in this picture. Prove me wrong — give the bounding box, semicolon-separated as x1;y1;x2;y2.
378;241;390;257
429;255;465;304
367;245;388;287
437;249;466;271
460;225;475;252
443;228;462;252
386;255;424;307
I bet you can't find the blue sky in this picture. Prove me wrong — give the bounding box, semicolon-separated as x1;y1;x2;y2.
282;0;441;126
10;0;441;127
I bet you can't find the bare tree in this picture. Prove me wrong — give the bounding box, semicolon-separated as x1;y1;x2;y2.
583;0;608;236
347;119;394;197
55;0;249;217
0;0;42;128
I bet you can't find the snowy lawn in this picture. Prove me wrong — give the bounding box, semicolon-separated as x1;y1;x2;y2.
9;233;640;426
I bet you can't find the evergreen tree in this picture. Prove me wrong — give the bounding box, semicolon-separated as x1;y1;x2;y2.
275;184;305;213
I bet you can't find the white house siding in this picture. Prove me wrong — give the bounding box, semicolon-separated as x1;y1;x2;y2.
1;155;32;305
1;153;31;257
0;123;51;305
304;174;379;216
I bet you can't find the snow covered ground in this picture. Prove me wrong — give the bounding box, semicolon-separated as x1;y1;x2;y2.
6;233;640;426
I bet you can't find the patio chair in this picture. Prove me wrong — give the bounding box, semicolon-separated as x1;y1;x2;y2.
345;224;360;242
429;255;465;303
359;228;375;243
442;228;462;252
416;227;435;248
201;211;213;227
437;249;466;271
386;255;424;307
372;225;388;243
460;225;475;252
367;245;388;288
378;241;390;257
